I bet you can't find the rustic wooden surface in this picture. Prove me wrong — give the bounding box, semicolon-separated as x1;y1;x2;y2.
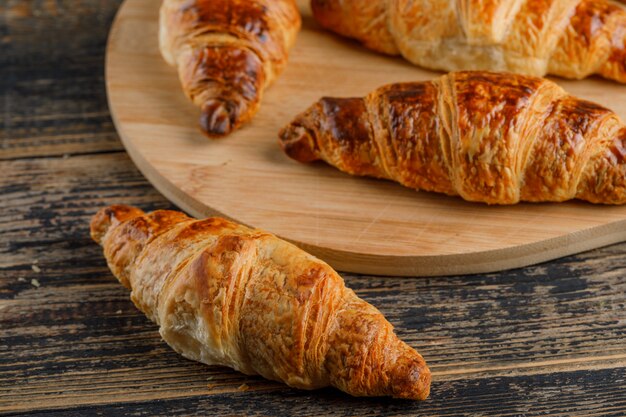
1;1;626;416
107;0;626;277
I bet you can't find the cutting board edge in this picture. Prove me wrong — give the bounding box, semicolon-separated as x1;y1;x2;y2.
109;105;626;276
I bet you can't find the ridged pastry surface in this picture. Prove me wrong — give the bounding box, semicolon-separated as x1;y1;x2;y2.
280;71;626;204
90;205;431;399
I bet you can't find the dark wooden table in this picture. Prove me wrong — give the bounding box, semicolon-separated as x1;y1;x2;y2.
1;1;626;416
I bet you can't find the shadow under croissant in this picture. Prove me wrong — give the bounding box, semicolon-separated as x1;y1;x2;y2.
198;361;431;406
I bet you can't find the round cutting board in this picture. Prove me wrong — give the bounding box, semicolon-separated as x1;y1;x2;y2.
106;0;626;276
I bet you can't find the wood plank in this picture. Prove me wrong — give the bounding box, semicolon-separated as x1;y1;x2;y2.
4;368;625;416
106;0;626;276
0;0;124;160
1;152;625;414
2;0;626;415
0;153;172;270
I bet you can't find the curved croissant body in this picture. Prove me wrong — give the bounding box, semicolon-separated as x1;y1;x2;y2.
90;205;431;400
159;0;301;136
279;71;626;205
311;0;626;83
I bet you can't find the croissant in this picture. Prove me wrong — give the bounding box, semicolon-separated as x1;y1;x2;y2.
90;205;431;400
159;0;301;137
279;71;626;205
311;0;626;83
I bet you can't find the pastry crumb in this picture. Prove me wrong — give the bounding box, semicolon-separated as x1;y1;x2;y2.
237;383;249;391
18;277;26;282
31;265;41;273
31;279;41;288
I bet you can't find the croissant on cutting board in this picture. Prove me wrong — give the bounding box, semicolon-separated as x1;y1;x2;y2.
90;205;431;400
279;71;626;205
159;0;301;137
311;0;626;83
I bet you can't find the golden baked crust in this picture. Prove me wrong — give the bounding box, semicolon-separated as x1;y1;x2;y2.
159;0;301;137
311;0;626;83
279;71;626;205
90;205;431;400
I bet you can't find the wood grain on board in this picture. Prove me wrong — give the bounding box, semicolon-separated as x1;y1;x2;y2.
1;0;626;416
106;0;626;276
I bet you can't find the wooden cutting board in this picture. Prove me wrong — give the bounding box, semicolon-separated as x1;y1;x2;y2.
106;0;626;276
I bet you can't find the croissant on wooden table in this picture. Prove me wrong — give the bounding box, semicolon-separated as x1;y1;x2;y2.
159;0;301;137
279;71;626;205
90;205;431;400
311;0;626;83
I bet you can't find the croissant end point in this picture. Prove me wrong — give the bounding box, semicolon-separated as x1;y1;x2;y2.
90;205;144;245
389;354;432;400
200;100;235;138
278;123;319;163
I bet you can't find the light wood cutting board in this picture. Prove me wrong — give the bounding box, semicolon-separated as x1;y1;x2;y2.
105;0;626;276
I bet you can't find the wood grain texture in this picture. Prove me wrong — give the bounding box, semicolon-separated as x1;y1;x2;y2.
106;0;626;277
1;153;626;413
0;0;124;160
1;0;626;416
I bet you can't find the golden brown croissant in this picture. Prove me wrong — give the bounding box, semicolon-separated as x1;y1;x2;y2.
159;0;301;137
311;0;626;83
90;205;431;400
279;71;626;205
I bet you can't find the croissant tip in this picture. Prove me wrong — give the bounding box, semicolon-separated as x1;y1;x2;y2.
278;122;319;163
90;205;144;245
388;355;432;401
200;100;235;137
